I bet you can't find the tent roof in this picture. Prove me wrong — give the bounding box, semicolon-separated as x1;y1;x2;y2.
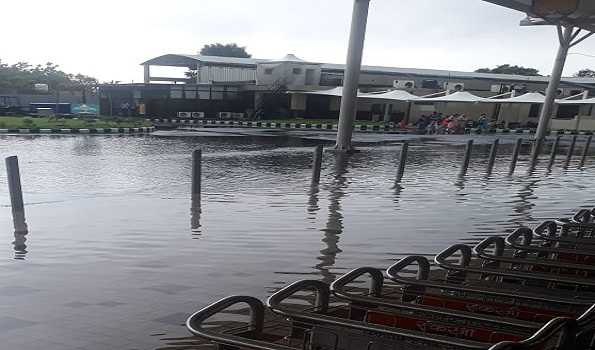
419;91;488;103
289;87;345;97
558;97;595;105
491;92;546;103
361;89;420;101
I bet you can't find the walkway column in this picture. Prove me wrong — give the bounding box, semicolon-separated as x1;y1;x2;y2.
335;0;370;151
144;64;151;84
531;26;573;160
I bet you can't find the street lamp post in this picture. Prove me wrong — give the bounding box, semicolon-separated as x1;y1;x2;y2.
335;0;370;152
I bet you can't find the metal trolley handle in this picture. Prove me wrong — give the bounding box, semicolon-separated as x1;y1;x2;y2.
506;227;595;257
267;279;330;314
330;266;384;298
385;255;432;282
186;295;294;350
488;317;578;350
474;236;595;272
436;243;595;287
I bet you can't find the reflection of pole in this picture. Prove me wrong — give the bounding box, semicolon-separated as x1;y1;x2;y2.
13;231;27;260
531;26;574;162
316;153;348;284
580;135;592;168
335;0;370;151
191;196;201;233
192;150;202;197
6;156;28;234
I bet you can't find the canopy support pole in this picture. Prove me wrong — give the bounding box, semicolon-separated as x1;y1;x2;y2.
531;26;578;163
335;0;370;152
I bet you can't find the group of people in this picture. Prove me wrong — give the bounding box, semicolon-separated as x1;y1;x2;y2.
414;112;497;134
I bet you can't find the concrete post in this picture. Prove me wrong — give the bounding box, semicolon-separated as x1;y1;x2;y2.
548;136;562;170
509;138;523;175
383;103;391;122
396;141;409;183
564;135;577;169
459;140;473;177
531;26;573;162
192;150;202;197
486;139;499;175
6;156;27;234
335;0;370;151
580;135;592;168
311;145;324;185
144;64;151;84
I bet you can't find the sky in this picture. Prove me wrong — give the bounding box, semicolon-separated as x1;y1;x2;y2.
2;0;595;82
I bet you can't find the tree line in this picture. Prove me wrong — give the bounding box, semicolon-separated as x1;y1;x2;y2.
475;64;595;78
0;59;98;97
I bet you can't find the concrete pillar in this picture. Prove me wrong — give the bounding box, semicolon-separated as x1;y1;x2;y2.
532;26;573;161
335;0;370;151
144;64;151;84
383;103;391;122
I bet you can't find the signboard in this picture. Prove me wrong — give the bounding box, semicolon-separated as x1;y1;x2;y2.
72;104;98;115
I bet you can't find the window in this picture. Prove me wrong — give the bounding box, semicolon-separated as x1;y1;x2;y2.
421;79;440;89
528;104;541;118
264;68;274;75
557;105;580;119
292;68;302;75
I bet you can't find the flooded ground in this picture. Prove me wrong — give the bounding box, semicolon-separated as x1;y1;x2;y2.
0;129;594;349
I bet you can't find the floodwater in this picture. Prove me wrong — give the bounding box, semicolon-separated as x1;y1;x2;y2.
0;130;594;349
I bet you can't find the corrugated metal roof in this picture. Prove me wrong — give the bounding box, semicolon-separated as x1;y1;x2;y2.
141;54;595;85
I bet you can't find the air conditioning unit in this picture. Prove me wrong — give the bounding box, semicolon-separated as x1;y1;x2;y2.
218;112;232;120
444;82;465;91
177;112;192;118
490;84;512;93
557;88;584;97
393;80;415;89
191;112;205;119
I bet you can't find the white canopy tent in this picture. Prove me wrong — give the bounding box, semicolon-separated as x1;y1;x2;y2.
417;91;489;103
361;89;420;101
489;92;546;104
557;97;595;105
291;87;346;97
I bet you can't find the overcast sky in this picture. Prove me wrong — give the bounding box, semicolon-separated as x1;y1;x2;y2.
2;0;595;82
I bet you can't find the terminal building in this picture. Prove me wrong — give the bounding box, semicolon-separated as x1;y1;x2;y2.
98;53;595;128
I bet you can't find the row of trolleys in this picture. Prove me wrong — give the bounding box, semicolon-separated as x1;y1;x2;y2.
185;208;595;350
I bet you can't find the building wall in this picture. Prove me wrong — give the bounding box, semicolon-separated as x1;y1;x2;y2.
198;65;256;83
256;62;322;89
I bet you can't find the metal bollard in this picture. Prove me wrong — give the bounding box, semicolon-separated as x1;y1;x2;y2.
547;136;561;170
509;138;523;175
579;135;593;168
396;141;409;183
459;140;473;177
486;138;499;175
563;135;577;169
192;150;202;197
6;156;27;234
311;145;323;185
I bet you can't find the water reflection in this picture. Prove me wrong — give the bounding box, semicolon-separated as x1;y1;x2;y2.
315;152;348;284
190;196;202;236
509;179;539;225
13;231;27;260
307;185;320;221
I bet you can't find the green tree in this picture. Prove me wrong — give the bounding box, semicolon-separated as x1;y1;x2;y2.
200;43;251;58
475;64;541;76
574;69;595;78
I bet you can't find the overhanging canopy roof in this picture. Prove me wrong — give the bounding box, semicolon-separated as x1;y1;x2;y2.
482;0;595;32
289;87;346;97
558;96;595;104
491;92;546;103
361;90;420;101
418;91;488;103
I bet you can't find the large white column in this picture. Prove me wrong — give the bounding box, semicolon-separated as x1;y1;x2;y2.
531;26;573;161
335;0;370;151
